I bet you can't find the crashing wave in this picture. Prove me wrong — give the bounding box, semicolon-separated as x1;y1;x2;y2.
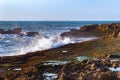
0;32;98;56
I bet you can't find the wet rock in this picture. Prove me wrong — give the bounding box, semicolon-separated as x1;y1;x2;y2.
110;53;120;58
11;28;22;34
25;32;39;36
4;28;22;34
0;29;5;34
0;28;22;35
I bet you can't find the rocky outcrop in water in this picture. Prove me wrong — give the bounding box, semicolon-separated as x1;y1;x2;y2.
25;32;39;36
0;28;22;34
0;28;40;37
61;23;120;39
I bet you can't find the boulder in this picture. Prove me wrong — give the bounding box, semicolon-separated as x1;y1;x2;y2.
0;29;5;34
6;28;22;34
0;28;22;35
25;32;39;36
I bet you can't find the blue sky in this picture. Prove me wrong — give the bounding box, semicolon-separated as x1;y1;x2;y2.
0;0;120;21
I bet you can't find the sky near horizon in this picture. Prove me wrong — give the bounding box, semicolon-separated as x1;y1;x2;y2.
0;0;120;21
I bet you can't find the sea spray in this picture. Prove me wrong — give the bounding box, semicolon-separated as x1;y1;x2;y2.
16;36;98;56
0;33;98;56
17;36;72;55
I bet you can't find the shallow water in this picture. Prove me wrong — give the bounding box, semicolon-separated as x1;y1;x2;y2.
76;56;89;61
43;72;58;80
43;60;70;66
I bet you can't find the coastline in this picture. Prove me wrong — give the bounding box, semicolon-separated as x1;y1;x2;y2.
0;23;120;79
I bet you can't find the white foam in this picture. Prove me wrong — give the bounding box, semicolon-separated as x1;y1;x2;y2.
20;36;97;55
43;73;57;80
62;50;68;53
13;68;22;71
110;59;119;62
109;67;120;72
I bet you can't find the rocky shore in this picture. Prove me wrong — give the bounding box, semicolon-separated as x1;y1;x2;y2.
0;23;120;80
61;23;120;39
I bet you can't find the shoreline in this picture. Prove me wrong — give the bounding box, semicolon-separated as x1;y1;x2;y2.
0;23;120;79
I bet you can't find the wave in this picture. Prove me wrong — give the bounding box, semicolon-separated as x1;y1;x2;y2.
7;35;98;56
0;31;98;56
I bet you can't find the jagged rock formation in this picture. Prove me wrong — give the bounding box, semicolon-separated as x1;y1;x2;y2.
61;23;120;39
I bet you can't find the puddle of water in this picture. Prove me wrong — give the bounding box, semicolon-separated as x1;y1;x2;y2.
76;56;89;61
110;59;119;62
76;56;100;61
43;72;57;80
62;50;68;53
110;53;120;58
43;60;70;66
109;67;120;72
13;68;22;71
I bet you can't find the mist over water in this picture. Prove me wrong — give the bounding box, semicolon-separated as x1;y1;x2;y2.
0;21;120;56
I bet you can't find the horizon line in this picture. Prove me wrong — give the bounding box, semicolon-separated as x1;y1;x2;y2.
0;20;120;22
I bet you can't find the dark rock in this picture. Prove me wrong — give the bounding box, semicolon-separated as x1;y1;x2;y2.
110;54;120;58
80;24;99;32
0;28;22;35
0;29;5;34
6;28;22;34
12;28;22;34
25;32;39;36
0;77;4;80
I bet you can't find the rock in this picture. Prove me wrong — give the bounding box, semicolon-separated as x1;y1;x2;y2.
11;28;22;34
0;29;5;34
99;24;109;31
112;63;116;67
77;75;83;80
0;28;22;35
95;68;101;71
57;72;65;80
89;63;95;70
80;24;99;32
117;72;120;78
25;32;39;36
61;23;120;39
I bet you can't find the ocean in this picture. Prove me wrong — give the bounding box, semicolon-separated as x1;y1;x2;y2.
0;21;120;56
